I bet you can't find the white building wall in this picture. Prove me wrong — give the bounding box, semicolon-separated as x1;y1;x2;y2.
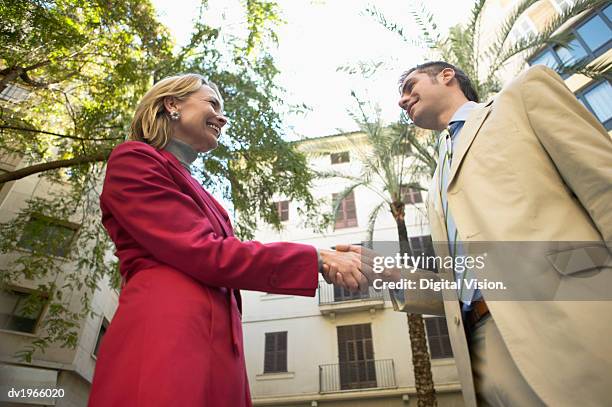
0;154;118;406
242;133;462;405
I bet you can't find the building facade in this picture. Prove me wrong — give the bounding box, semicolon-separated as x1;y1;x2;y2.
486;0;611;132
526;1;611;132
0;149;118;407
242;133;465;407
1;2;608;406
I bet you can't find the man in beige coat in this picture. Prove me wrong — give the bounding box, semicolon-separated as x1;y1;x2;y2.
340;63;612;406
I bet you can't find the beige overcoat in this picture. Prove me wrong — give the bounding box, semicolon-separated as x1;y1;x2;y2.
392;65;612;407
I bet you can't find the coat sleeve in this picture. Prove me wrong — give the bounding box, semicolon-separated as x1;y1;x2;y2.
101;142;319;296
520;66;612;248
388;269;445;316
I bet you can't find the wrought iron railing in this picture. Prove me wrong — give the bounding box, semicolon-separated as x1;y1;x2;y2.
319;359;396;393
318;284;384;305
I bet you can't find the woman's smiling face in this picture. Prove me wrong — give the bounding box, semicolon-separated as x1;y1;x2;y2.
166;85;228;153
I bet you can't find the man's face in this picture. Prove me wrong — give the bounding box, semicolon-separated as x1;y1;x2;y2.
398;70;449;130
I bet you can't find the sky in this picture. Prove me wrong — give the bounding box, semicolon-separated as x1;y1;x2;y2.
151;0;476;140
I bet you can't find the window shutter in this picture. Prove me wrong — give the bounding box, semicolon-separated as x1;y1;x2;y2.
425;317;453;359
264;331;288;373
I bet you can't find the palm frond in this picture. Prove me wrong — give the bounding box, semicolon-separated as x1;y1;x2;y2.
448;25;477;80
365;5;424;48
392;122;438;176
365;200;389;243
484;0;540;68
486;0;607;84
347;93;398;185
408;1;444;50
466;0;487;77
466;0;487;41
557;58;612;81
537;0;609;43
314;169;365;183
297;135;364;157
336;61;385;78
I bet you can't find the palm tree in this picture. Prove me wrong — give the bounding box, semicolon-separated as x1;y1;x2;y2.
303;95;440;406
368;0;611;100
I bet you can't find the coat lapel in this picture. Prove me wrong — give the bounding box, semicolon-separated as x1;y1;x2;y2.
160;149;243;315
160;150;234;237
427;167;448;241
447;101;494;188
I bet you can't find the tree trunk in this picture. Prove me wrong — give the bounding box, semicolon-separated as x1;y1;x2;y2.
391;200;437;407
0;151;111;184
407;313;437;407
0;60;52;93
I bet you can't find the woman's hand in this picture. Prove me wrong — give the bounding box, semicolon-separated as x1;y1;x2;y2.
319;248;371;292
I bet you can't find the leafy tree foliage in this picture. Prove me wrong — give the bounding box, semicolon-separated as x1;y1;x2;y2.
0;0;319;360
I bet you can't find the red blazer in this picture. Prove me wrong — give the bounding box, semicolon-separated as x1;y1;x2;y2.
88;141;318;407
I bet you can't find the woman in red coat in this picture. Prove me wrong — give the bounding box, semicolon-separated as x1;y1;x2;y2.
88;74;367;406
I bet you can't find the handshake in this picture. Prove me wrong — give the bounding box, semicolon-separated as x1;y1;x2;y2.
319;244;401;293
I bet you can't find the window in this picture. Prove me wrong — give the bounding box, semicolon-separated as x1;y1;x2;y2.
0;83;31;103
409;235;437;272
530;49;559;70
553;36;588;66
264;331;287;373
0;288;47;334
18;215;78;257
273;200;289;221
605;4;612;21
330;151;350;164
425;317;453;359
529;6;612;73
576;13;610;52
400;185;423;204
333;285;370;302
576;80;612;130
333;191;357;229
529;5;612;129
93;318;110;357
337;324;376;390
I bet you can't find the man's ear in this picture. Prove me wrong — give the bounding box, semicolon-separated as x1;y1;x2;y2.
440;68;456;86
163;96;178;113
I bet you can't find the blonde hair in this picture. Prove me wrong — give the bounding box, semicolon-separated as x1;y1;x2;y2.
129;73;223;149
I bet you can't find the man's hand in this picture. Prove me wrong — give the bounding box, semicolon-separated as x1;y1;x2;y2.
334;244;446;316
334;244;401;283
319;248;370;292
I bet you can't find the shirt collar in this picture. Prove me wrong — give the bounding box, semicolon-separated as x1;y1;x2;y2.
449;101;481;124
164;137;198;172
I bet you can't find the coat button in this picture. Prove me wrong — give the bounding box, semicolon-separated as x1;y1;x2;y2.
454;315;460;326
270;274;278;286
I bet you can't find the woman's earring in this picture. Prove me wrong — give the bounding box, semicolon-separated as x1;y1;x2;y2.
169;111;180;121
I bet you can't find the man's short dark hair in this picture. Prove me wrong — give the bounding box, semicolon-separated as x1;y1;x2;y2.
398;61;480;102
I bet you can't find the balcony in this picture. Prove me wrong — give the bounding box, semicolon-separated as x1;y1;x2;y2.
319;359;397;393
318;284;385;315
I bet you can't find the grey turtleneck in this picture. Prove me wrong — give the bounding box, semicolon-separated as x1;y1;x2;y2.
164;137;198;173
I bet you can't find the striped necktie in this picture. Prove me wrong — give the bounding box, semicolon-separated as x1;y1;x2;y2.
436;122;478;305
